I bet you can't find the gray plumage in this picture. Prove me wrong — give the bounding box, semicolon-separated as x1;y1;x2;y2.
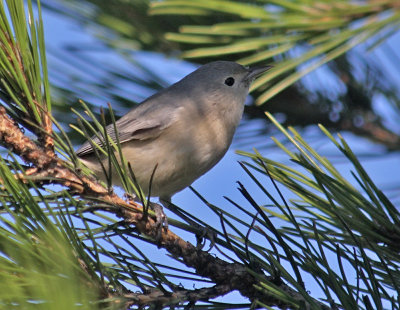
77;61;271;202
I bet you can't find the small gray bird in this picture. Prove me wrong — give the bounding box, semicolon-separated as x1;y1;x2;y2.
76;61;271;203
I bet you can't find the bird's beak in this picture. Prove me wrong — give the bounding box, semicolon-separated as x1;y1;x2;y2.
246;65;273;81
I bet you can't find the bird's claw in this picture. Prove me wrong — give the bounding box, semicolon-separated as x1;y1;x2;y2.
123;192;138;204
150;202;168;244
196;226;216;251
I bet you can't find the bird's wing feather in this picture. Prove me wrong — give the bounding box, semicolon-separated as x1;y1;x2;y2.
76;117;171;157
76;92;179;157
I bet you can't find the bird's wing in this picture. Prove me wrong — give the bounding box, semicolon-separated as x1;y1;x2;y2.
76;95;178;157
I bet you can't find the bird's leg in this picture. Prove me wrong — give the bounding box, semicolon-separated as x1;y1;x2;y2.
149;201;168;243
160;198;216;251
123;193;167;243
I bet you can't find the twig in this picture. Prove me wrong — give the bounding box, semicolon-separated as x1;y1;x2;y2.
122;283;232;308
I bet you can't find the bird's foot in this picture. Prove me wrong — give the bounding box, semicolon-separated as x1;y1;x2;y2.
124;193;168;244
149;202;168;245
123;192;138;204
161;199;216;251
195;225;216;251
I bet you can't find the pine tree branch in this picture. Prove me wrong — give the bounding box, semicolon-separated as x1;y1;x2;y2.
0;106;53;168
122;283;232;308
0;105;331;309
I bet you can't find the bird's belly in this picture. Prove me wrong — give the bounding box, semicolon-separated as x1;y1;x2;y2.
121;133;228;198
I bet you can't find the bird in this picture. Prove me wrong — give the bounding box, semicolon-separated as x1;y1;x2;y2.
76;61;271;205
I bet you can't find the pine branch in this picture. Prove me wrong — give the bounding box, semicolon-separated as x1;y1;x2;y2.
0;103;331;308
122;284;232;308
150;0;400;104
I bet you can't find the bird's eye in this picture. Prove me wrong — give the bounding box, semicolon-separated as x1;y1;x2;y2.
224;77;235;86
